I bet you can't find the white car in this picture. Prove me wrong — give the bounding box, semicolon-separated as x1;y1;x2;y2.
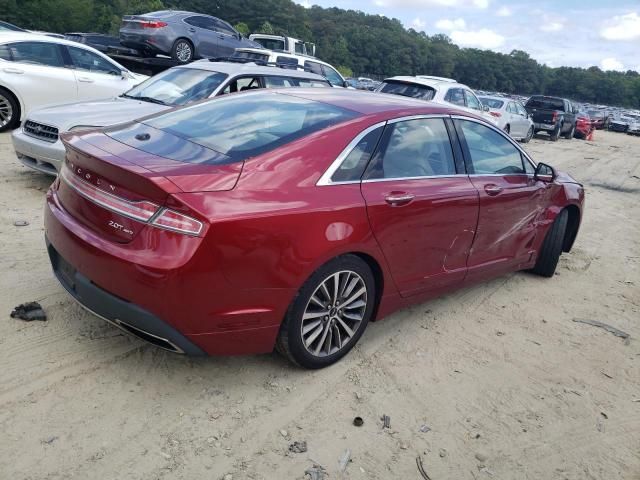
479;95;534;142
0;32;147;132
376;76;497;124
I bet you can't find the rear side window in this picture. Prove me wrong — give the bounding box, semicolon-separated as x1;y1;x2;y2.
480;98;504;109
365;118;456;180
457;120;525;174
185;16;214;30
6;42;64;67
445;88;465;107
378;81;435;101
294;78;330;88
0;45;11;61
144;93;357;162
304;61;323;75
331;127;383;182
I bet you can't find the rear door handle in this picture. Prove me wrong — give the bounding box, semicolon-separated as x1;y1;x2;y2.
77;77;94;83
3;67;24;74
484;184;503;196
384;192;414;206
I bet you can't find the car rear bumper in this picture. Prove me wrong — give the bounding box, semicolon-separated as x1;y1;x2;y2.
44;184;288;356
47;239;206;355
119;31;171;55
12;129;65;175
534;122;557;131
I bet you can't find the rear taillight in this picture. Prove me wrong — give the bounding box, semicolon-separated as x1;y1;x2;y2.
490;111;502;118
552;111;558;122
141;21;167;28
61;166;203;236
151;209;203;236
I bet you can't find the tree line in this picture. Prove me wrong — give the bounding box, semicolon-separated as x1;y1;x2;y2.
2;0;639;108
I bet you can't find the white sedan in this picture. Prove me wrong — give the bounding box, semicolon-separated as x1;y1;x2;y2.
0;32;147;132
479;96;534;143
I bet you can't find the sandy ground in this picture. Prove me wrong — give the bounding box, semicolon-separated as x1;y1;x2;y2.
0;129;638;480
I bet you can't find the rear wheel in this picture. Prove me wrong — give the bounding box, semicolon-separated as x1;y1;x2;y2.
530;209;568;277
521;126;534;143
504;124;510;135
276;255;375;369
171;38;194;63
563;124;575;139
0;88;20;132
550;125;561;141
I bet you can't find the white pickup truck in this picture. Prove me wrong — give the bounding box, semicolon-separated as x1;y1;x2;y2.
249;34;316;57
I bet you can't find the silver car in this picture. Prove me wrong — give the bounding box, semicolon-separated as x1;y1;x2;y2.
479;96;534;143
12;61;330;175
119;10;260;63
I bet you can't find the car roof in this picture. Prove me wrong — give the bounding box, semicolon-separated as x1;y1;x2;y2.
382;75;468;90
0;32;105;48
177;60;329;80
264;88;469;116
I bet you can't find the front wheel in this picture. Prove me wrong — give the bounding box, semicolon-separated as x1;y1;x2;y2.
521;126;534;143
530;209;568;277
276;255;376;369
171;39;194;63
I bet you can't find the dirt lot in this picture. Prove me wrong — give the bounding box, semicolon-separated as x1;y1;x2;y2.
0;129;638;480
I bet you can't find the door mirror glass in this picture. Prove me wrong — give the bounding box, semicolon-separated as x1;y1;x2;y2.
534;162;556;182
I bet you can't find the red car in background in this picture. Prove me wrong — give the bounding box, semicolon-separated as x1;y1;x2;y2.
575;111;594;139
44;89;585;368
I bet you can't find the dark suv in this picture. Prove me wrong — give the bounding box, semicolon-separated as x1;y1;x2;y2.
525;95;577;141
119;10;260;63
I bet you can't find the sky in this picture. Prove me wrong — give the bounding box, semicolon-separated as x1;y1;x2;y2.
294;0;640;72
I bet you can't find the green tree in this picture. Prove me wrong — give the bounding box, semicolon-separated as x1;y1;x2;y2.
234;22;250;36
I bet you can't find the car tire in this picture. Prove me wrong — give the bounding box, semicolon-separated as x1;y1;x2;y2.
530;209;568;278
563;124;575;139
550;125;561;141
504;124;510;134
171;38;194;63
276;254;376;369
521;126;534;143
0;87;20;133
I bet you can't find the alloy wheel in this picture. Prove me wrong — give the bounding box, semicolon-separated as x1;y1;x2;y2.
525;126;533;142
300;270;368;357
0;93;13;128
176;42;192;62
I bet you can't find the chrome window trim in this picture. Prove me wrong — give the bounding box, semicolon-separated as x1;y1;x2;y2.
362;174;466;184
450;114;538;171
316;121;387;186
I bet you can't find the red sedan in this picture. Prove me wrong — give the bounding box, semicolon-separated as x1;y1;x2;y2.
44;89;584;368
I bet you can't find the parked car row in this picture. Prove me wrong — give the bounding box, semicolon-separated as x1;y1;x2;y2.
2;15;585;369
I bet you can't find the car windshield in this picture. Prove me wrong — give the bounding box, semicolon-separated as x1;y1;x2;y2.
143;92;357;162
378;81;435;100
480;98;504;109
526;97;564;109
588;111;604;118
0;21;23;32
123;68;228;106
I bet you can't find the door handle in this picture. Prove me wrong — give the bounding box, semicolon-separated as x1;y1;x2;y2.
3;67;24;74
77;77;94;83
384;192;414;206
189;28;196;32
484;184;503;196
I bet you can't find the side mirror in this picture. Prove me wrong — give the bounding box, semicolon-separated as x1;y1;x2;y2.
482;104;490;112
343;80;350;88
534;162;556;182
121;70;131;80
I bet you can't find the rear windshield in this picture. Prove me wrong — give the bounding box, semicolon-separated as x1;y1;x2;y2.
378;81;435;101
526;97;564;110
122;68;228;106
143;92;357;162
480;98;504;109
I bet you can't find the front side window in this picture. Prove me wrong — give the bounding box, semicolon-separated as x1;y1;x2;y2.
0;45;11;61
457;120;525;175
124;68;228;105
464;90;482;110
220;76;261;94
445;88;465;107
321;66;343;87
6;41;64;67
331;127;383;182
378;81;435;101
365;118;456;180
67;46;120;75
264;76;294;88
516;103;528;117
143;93;356;162
214;19;236;36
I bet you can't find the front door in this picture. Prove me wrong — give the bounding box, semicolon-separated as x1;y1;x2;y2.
65;46;126;101
360;117;479;297
454;118;545;280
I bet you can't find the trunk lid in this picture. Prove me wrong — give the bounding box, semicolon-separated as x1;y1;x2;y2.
57;129;242;243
